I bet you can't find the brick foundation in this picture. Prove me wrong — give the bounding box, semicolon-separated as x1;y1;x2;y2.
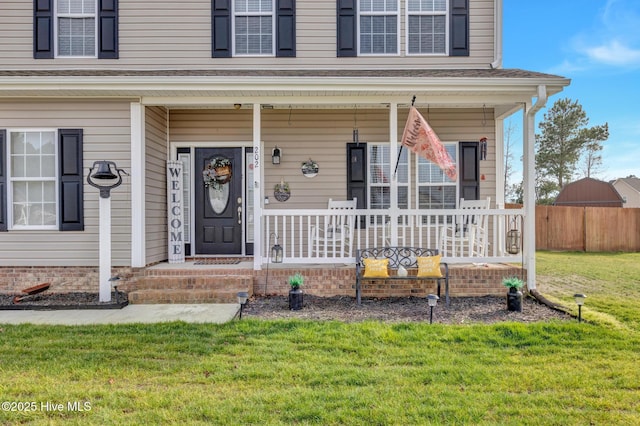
253;263;527;299
0;263;526;301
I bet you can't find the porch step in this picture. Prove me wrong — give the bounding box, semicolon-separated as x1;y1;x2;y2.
125;273;253;304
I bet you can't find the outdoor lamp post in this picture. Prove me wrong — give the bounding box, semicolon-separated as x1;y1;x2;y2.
237;291;249;320
87;160;127;302
427;294;439;324
574;293;586;322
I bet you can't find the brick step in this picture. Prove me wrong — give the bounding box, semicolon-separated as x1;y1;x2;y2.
128;289;244;304
128;275;253;291
144;268;254;277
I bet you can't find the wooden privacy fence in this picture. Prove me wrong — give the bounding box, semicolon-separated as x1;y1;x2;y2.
536;206;640;252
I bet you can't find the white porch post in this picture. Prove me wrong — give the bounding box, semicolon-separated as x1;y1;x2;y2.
99;196;112;301
130;102;146;268
253;104;263;271
389;103;398;245
523;85;548;291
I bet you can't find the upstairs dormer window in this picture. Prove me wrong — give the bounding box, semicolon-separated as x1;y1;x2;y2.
358;0;399;55
56;0;97;57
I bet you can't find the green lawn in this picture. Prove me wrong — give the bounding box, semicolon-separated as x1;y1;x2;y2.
1;252;639;425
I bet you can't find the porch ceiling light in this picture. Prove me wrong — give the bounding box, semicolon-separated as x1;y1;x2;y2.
272;146;281;165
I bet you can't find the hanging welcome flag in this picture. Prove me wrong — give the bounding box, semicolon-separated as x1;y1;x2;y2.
401;106;457;181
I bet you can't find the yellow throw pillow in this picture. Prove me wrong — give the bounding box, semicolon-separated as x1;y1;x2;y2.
416;255;443;278
362;258;389;278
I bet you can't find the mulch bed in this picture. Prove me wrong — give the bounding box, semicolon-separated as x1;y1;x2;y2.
0;292;128;310
242;294;573;324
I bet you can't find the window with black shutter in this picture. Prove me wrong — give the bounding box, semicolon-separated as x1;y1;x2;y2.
0;129;83;232
33;0;119;59
212;0;296;57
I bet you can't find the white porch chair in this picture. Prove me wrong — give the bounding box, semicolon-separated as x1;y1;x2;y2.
440;197;491;257
309;198;357;257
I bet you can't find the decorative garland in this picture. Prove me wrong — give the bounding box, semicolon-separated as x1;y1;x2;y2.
202;157;232;190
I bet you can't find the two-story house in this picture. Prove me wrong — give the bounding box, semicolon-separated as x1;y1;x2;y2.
0;1;569;302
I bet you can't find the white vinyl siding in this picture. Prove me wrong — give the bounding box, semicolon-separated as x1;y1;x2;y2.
406;0;448;55
56;0;97;57
358;0;399;55
8;130;58;229
1;0;495;69
233;0;274;56
145;106;169;264
417;142;457;209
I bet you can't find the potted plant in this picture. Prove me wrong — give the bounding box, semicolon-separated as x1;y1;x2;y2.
502;276;524;312
288;272;304;310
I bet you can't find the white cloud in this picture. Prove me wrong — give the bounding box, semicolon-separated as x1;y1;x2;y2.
555;0;640;71
583;40;640;67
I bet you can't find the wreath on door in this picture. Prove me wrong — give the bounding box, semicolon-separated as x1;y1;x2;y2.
202;157;232;190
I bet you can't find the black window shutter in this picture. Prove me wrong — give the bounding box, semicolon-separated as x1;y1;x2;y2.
98;0;119;59
276;0;296;57
337;0;357;57
0;130;6;232
450;0;469;56
347;143;367;228
59;129;84;231
459;142;479;201
212;0;232;57
33;0;54;59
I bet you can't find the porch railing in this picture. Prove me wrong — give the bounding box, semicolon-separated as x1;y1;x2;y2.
261;208;524;264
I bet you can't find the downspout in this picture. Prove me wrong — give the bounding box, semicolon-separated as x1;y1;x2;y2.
523;85;547;291
490;0;503;69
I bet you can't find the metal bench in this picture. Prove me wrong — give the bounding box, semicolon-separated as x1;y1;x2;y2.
355;247;449;306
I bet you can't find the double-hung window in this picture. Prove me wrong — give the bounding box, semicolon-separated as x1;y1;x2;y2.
234;0;275;56
369;145;409;225
359;0;399;55
8;130;58;229
417;142;457;210
406;0;448;55
56;0;97;57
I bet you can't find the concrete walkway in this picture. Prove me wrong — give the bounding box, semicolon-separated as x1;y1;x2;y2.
0;303;240;325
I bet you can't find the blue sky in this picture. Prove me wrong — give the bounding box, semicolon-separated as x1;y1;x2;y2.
503;0;640;183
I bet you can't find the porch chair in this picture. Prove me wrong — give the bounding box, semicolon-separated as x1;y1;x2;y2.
309;198;357;257
440;197;491;257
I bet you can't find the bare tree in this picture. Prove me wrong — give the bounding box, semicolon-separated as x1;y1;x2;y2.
503;119;517;199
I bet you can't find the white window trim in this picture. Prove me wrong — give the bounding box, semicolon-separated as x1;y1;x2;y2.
232;0;276;57
415;141;458;209
404;1;449;56
357;0;401;56
7;129;59;231
54;0;98;59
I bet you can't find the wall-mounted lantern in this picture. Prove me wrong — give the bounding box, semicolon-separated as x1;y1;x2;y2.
272;146;281;165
